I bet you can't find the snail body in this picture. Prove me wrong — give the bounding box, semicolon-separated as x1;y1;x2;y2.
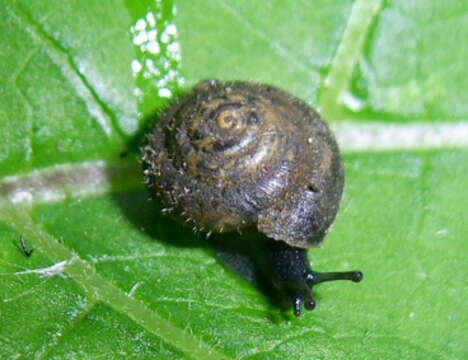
143;80;362;316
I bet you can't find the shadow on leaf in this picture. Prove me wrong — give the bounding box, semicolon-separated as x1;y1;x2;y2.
111;186;293;322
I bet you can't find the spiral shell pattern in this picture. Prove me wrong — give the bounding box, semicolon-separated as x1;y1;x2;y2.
143;80;344;248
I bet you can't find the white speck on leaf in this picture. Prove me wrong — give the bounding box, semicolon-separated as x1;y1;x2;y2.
159;88;172;98
131;59;142;74
147;41;160;55
14;257;78;278
11;190;33;204
128;281;144;298
341;91;365;111
135;18;146;31
146;11;156;27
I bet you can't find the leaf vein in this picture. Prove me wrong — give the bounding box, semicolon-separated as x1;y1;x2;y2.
214;0;319;76
320;0;384;119
0;206;231;360
8;1;120;139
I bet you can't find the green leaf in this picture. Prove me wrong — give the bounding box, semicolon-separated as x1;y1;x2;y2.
0;0;466;359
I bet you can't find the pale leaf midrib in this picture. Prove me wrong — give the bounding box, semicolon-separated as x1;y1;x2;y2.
0;159;141;206
0;121;466;207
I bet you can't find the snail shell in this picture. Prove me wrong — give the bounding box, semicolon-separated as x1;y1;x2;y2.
142;80;344;248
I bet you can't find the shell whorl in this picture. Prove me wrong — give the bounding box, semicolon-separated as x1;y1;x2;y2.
143;80;344;248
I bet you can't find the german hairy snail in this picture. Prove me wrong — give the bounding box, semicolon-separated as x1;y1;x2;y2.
142;80;362;316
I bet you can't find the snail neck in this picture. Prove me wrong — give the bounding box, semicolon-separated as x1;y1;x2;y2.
263;239;362;316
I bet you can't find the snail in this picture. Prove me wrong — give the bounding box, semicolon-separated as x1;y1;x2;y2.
142;79;362;316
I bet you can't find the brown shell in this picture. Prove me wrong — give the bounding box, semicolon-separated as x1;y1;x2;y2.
142;80;344;249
